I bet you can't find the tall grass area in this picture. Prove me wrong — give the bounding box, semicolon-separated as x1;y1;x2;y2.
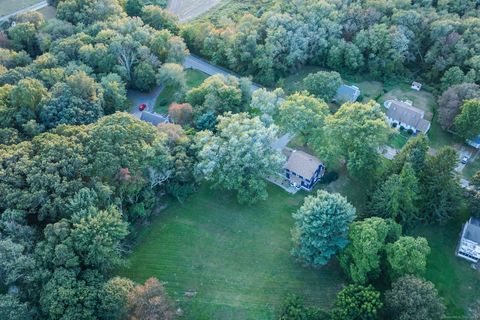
118;185;346;319
196;0;278;24
0;0;40;16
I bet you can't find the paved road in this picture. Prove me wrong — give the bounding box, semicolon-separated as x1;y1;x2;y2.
0;1;48;22
184;55;262;92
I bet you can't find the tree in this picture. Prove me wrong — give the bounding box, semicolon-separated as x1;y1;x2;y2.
168;103;192;125
126;0;143;17
127;278;175;320
100;277;135;319
250;88;284;126
40;71;104;129
303;71;342;101
388;134;429;176
279;295;329;320
157;63;186;100
101;73;129;114
9;77;48;112
71;206;129;271
332;284;382;320
385;236;430;280
437;83;480;130
292;190;356;266
318;102;389;181
422;147;460;223
370;162;420;226
440;66;467;91
339;217;401;284
142;5;179;33
8;22;39;56
278;92;329;141
133;61;158;92
186;74;251;119
454;99;480;139
0;294;29;320
385;275;445;320
195;113;284;204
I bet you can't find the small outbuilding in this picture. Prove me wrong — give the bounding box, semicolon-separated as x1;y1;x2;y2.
456;217;480;263
411;82;422;91
283;149;325;191
335;84;360;104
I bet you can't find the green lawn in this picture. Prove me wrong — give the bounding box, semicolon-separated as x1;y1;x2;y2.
0;0;40;16
387;132;409;149
118;185;346;319
154;69;209;113
409;220;480;317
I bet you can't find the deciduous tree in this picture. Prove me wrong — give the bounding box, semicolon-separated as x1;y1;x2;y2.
332;284;382;320
195;113;284;204
453;99;480;139
292;190;356;266
385;275;445;320
303;71;342;101
385;236;430;280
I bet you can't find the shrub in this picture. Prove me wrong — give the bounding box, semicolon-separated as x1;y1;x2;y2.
392;122;398;128
320;171;339;184
407;128;414;135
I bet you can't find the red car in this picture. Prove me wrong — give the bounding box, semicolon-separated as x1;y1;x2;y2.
138;103;147;111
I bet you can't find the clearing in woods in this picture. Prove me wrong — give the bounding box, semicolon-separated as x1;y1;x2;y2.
167;0;223;22
0;0;41;16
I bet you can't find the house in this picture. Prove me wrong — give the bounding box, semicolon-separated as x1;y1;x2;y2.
283;148;325;191
411;81;422;91
467;135;480;149
140;111;170;126
335;84;360;104
384;100;431;134
456;217;480;263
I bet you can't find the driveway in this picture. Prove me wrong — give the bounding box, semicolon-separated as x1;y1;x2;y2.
127;85;164;118
271;133;295;151
0;1;48;22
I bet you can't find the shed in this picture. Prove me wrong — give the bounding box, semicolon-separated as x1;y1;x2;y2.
411;82;422;91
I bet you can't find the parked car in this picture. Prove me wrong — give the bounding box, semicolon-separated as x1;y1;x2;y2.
461;155;469;164
138;103;147;111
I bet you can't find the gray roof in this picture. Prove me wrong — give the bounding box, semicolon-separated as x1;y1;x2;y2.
336;84;360;103
284;150;322;179
386;100;431;133
140;111;169;126
465;217;480;243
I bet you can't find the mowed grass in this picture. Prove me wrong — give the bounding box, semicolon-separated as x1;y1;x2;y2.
409;221;480;317
118;185;346;319
0;0;40;16
154;69;209;113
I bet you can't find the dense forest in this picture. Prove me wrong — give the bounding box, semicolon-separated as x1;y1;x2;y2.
0;0;479;319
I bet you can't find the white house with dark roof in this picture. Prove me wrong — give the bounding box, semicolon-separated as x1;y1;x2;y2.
283;149;325;191
335;84;360;104
384;100;431;134
456;217;480;263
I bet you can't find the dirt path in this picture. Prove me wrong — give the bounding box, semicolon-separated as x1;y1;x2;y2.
167;0;222;23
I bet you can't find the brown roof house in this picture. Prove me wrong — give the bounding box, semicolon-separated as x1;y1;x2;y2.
384;100;431;134
283;149;325;191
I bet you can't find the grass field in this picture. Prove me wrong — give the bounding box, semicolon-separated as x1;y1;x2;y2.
154;69;209;113
118;185;346;319
387;132;409;149
0;0;40;16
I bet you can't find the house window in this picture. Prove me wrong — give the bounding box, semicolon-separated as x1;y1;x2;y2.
299;175;304;179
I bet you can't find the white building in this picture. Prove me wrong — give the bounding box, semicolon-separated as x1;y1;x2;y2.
384;100;431;134
456;217;480;263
